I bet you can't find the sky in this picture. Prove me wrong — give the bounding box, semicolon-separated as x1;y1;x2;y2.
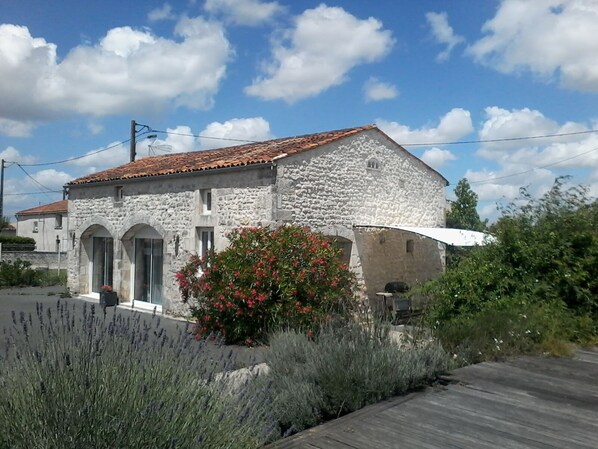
1;0;597;222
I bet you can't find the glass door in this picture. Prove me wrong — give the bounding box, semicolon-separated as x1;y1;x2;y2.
134;238;163;305
92;237;114;293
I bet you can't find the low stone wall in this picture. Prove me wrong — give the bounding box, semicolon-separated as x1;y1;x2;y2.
1;251;67;270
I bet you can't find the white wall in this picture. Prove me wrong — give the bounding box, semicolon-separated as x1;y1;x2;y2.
16;214;69;252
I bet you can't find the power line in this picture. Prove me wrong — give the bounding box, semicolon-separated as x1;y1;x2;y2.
469;144;598;185
5;190;62;196
401;128;598;147
16;138;133;167
15;164;55;199
6;125;598;171
151;128;260;144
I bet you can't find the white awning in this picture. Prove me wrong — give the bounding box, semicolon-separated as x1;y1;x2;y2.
355;224;494;247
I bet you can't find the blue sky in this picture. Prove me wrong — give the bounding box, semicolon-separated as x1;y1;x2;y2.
1;0;597;221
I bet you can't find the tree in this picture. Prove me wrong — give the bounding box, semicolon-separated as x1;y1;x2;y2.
446;178;486;231
0;216;10;230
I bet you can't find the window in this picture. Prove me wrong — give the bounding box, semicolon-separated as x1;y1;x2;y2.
55;214;63;229
201;189;212;215
197;227;214;258
406;239;414;254
367;158;381;170
33;221;39;233
114;186;124;202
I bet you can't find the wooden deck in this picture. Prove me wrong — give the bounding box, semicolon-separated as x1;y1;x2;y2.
267;348;598;449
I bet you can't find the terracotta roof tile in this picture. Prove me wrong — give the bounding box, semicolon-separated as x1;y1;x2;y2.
16;200;67;216
68;125;376;186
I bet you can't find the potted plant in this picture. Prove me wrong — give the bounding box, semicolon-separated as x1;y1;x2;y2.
99;285;119;308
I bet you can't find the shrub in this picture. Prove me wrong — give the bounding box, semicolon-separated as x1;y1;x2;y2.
260;323;450;437
0;302;272;449
177;225;356;344
0;235;35;251
36;269;67;287
423;178;598;361
0;259;38;286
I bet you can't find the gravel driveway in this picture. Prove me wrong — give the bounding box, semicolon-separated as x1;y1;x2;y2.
0;286;265;369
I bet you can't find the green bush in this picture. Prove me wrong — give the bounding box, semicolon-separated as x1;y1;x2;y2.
177;225;356;345
0;302;272;449
0;235;35;251
36;268;67;286
260;323;450;436
423;178;598;361
0;259;38;286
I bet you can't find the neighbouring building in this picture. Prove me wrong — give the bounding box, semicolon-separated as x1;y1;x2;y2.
15;200;69;252
66;125;449;314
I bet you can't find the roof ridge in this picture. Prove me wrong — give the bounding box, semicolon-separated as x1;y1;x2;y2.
68;124;377;186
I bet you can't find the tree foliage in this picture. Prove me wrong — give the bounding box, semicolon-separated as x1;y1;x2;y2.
424;178;598;361
446;178;486;231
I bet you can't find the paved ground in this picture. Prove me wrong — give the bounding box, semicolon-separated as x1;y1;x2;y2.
268;348;598;449
0;286;265;369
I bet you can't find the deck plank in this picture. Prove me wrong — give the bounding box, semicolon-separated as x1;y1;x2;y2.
266;349;598;449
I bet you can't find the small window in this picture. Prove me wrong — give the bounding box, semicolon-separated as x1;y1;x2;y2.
406;239;414;254
197;227;214;258
114;186;124;202
33;221;39;233
201;189;212;215
55;214;63;229
367;158;381;170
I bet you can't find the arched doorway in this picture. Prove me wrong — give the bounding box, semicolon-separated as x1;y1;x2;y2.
79;224;115;296
129;225;164;306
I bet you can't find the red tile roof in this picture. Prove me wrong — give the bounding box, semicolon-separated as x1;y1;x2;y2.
68;125;376;186
16;200;68;216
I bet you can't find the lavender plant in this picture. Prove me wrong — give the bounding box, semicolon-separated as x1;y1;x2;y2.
0;301;273;449
260;323;451;437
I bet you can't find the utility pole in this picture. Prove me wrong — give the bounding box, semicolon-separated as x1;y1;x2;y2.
130;120;137;162
0;159;5;220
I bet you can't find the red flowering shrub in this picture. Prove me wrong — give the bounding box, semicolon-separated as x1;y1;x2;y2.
176;225;356;344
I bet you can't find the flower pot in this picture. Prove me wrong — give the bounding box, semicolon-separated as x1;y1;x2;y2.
100;291;119;308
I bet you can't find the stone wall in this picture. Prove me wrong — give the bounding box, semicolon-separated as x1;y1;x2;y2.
273;129;447;298
1;251;67;270
68;129;448;314
67;167;275;314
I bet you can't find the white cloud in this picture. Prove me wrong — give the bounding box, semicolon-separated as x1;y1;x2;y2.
0;146;36;164
425;11;465;62
25;168;73;191
376;108;474;145
204;0;284;26
459;107;598;221
66;141;130;171
420;147;457;169
363;77;398;102
148;3;176;22
0;118;34;137
245;5;394;103
198;117;273;149
476;107;598;171
87;121;104;135
0;19;231;134
162;126;197;153
467;0;598;92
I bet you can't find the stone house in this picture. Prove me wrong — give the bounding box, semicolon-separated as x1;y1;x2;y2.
15;200;69;252
66;125;448;314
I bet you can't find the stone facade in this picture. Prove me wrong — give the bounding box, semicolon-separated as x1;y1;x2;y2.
67;128;447;314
